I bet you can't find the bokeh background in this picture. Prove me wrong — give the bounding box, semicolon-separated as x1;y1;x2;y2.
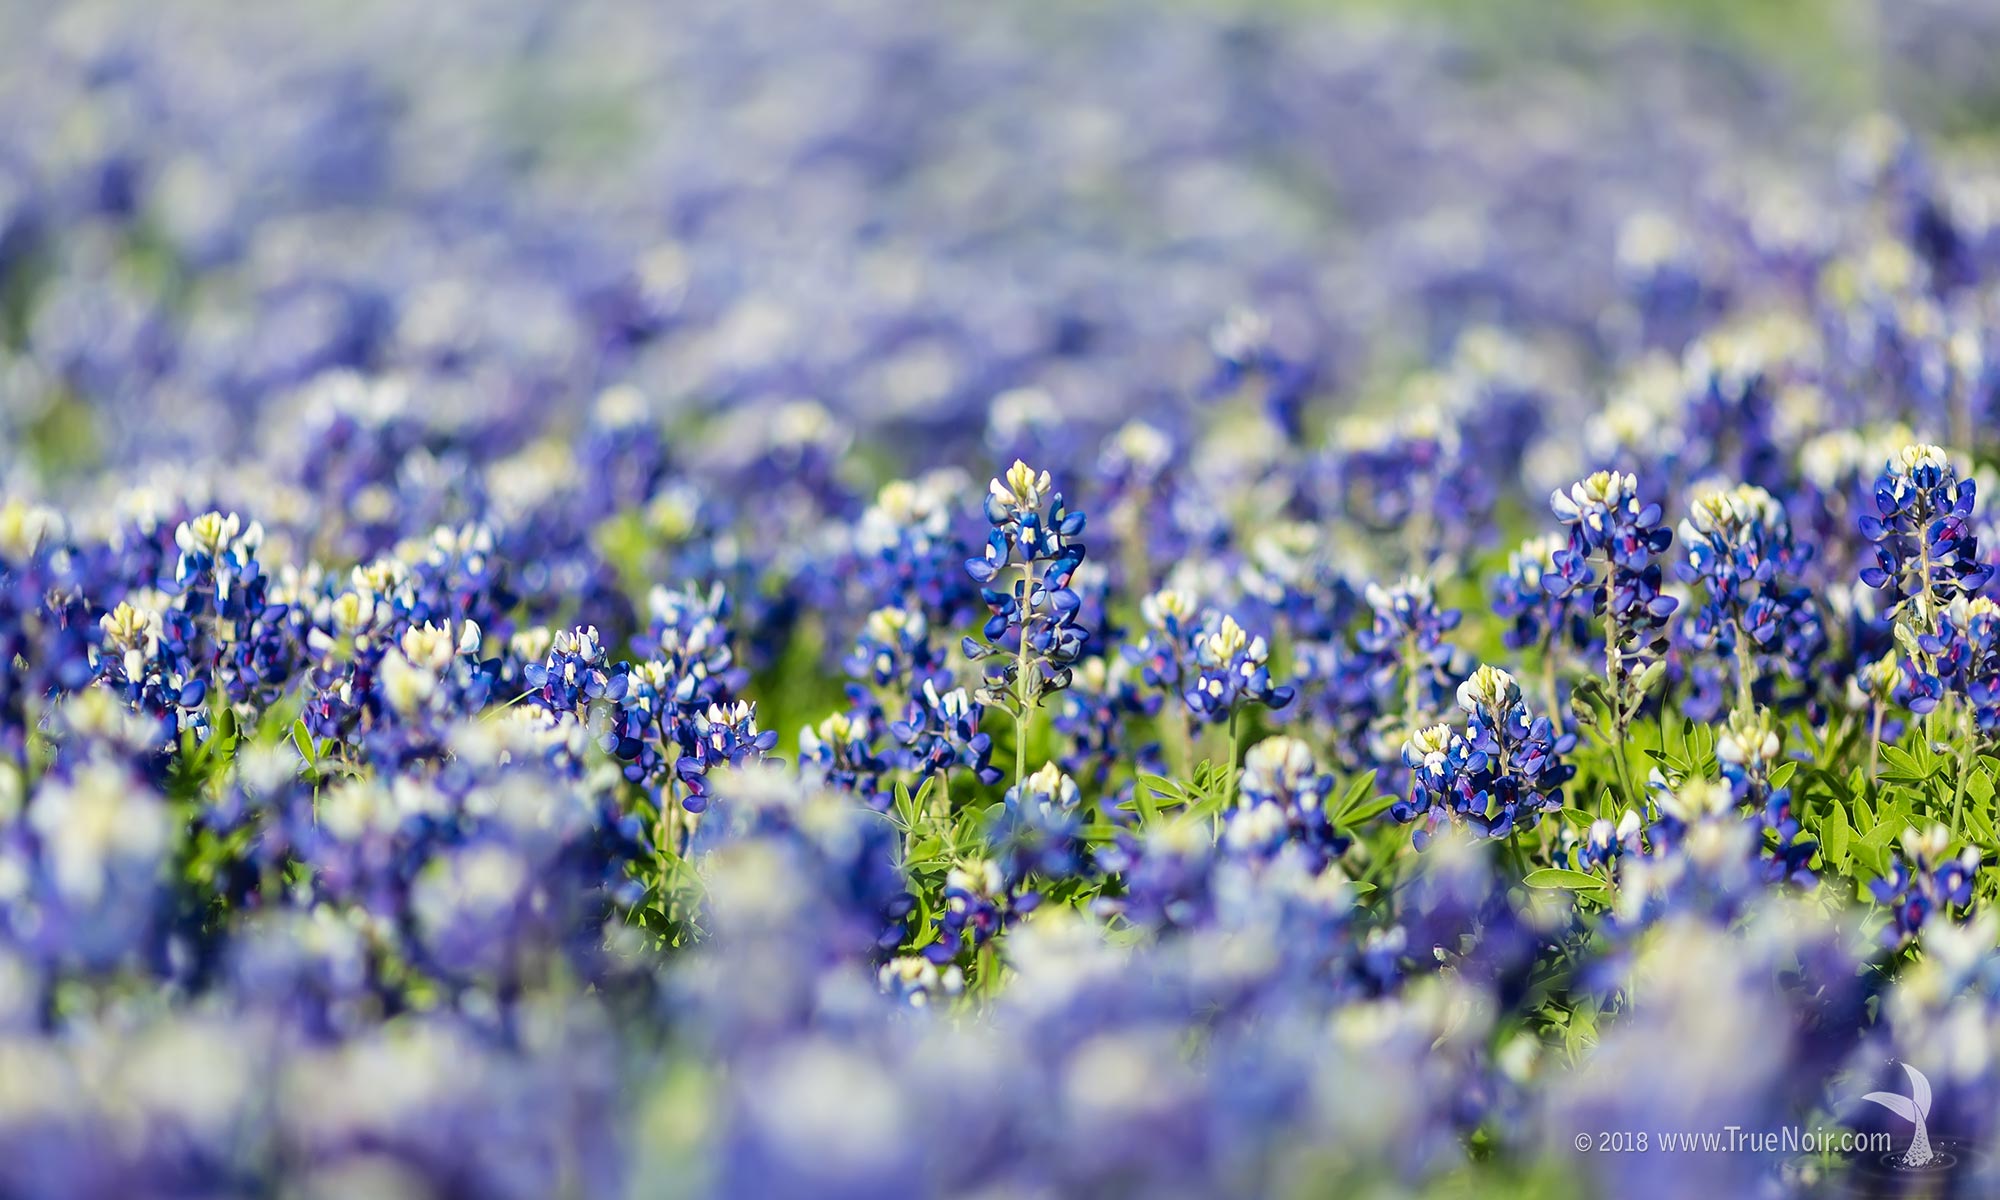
3;0;1998;501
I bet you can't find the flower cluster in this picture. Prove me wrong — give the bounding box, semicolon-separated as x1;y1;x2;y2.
1225;736;1348;868
1394;665;1575;847
1871;825;1980;948
1674;483;1827;718
1859;444;1994;621
964;461;1091;714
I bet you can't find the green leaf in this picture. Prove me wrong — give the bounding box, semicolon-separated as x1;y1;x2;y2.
1334;770;1380;820
1968;767;1995;806
1880;746;1936;785
291;718;317;768
1127;773;1190;823
1966;795;1998;848
1819;803;1851;870
1523;868;1609;894
1336;793;1400;828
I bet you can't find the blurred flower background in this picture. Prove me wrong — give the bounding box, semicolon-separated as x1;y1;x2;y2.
5;0;2000;1196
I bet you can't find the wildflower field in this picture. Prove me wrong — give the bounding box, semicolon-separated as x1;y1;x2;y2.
7;0;2000;1196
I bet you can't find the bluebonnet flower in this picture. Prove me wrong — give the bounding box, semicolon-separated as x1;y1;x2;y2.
1887;592;2000;784
1604;778;1771;928
1236;520;1366;646
1547;472;1677;629
1821;239;1959;435
576;385;672;522
1674;483;1826;718
849;474;977;628
1859;444;1993;621
1491;533;1591;656
1674;322;1797;495
844;604;948;705
1959;597;2000;734
372;619;493;751
1560;809;1643;873
1870;824;1979;948
1393;666;1573;847
675;700;779;812
0;504;76;760
408;838;542;986
925;858;1034;966
890;678;1002;787
171;510;264;613
878;954;963;1007
1860;447;1997;719
1095;420;1181;593
1127;587;1204;698
1614;211;1718;351
405;523;518;635
523;626;613;719
634;581;745;713
1205;308;1319;437
798;711;892;811
1291;574;1469;773
1716;706;1815;887
7;756;171;969
1224;736;1347;869
1355;576;1470;742
1053;652;1161;788
1184;612;1294;725
989;762;1089;891
93;595;208;727
1097;816;1219;933
1394;723;1487;851
167;510;296;709
966;462;1089;689
1322;408;1492;570
1455;665;1577;834
1546;472;1677;778
964;460;1090;785
692;766;915;967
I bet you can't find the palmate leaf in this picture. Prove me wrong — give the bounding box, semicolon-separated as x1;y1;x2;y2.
1879;746;1940;788
1852;816;1905;878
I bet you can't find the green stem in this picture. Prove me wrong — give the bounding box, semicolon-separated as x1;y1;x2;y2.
1014;708;1029;796
1600;553;1636;810
1225;709;1241;807
1952;705;1974;838
1014;565;1035;792
1731;617;1756;716
659;741;682;913
1915;521;1940;751
1867;700;1884;789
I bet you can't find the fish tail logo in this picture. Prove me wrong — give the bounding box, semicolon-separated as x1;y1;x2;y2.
1862;1062;1936;1169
